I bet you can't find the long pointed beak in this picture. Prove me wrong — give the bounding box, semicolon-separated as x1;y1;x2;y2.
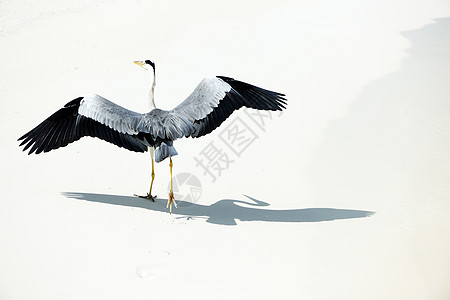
134;61;146;68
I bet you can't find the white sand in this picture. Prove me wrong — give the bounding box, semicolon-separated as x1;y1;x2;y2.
1;0;450;299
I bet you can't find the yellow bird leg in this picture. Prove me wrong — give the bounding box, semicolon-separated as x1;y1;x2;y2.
134;147;156;201
167;156;177;213
148;147;156;198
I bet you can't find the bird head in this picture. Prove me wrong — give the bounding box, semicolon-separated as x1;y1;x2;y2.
134;60;155;74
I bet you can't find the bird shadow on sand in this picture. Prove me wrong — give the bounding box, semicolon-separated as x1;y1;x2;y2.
62;192;374;225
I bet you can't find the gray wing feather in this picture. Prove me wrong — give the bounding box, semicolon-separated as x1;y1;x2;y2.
172;77;231;123
170;76;287;138
134;77;230;141
80;94;193;142
78;76;286;143
18;76;286;157
78;94;142;135
137;109;194;141
18;96;148;154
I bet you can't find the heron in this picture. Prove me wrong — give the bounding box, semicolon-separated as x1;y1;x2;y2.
18;60;287;212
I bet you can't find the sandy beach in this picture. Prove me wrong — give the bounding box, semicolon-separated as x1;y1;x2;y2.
1;0;449;299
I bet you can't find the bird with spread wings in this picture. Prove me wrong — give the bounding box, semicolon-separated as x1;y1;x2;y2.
18;60;287;212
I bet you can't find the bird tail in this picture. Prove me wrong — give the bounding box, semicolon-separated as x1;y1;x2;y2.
155;141;178;163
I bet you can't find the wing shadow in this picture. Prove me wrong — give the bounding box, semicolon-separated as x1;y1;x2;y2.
62;192;374;225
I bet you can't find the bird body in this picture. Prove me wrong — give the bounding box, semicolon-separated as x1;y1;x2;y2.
18;60;287;211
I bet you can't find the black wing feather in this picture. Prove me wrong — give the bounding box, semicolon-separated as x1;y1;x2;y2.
192;76;287;137
18;97;148;154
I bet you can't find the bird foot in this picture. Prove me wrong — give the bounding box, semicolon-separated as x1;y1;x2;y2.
134;193;156;202
166;191;177;213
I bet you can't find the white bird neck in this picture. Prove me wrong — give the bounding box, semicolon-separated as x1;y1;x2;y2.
148;71;156;110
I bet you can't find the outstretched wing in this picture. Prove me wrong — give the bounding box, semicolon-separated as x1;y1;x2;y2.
18;94;148;154
172;76;287;138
